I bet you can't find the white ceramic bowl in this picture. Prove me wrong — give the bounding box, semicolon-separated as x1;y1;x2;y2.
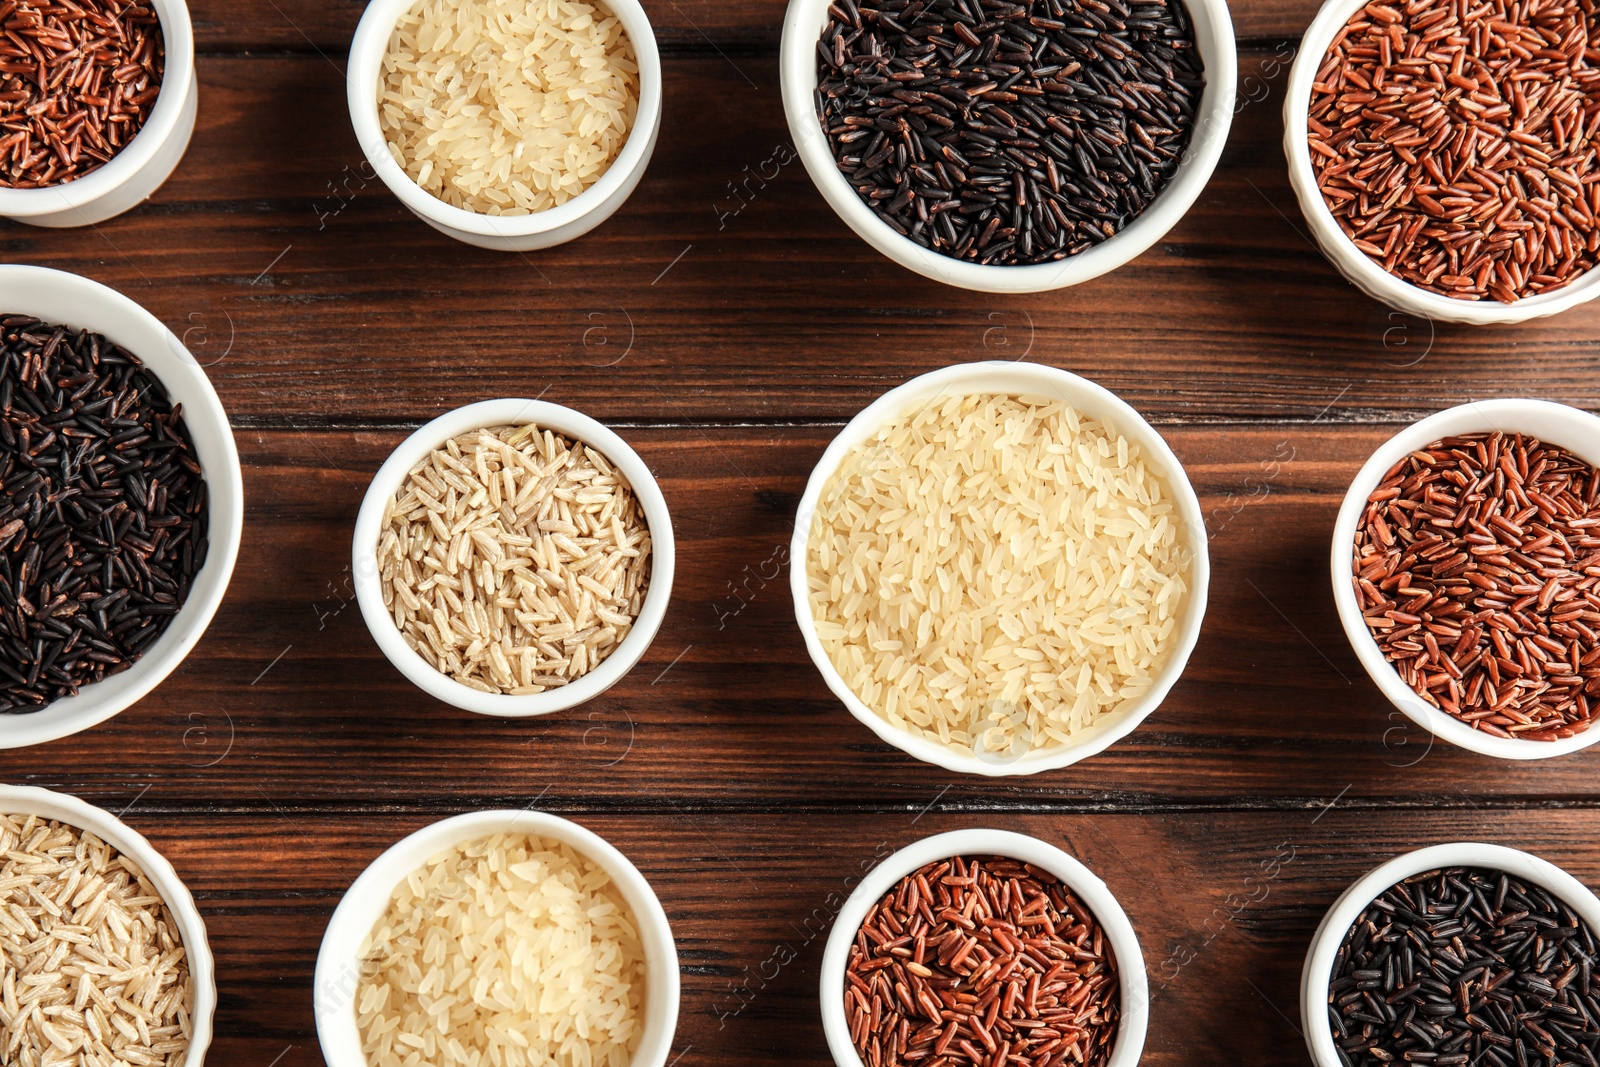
352;398;674;717
780;0;1236;293
0;0;196;227
1284;0;1600;324
0;784;216;1065
315;809;680;1067
1331;399;1600;760
1301;842;1600;1066
0;266;243;750
791;361;1209;777
820;828;1148;1067
346;0;662;251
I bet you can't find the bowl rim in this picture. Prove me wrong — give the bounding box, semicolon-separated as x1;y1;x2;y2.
789;360;1210;776
346;0;663;240
1329;398;1600;760
818;828;1149;1067
351;397;675;718
778;0;1238;294
0;264;244;749
313;808;681;1067
0;0;195;218
0;784;217;1067
1300;841;1600;1066
1281;0;1600;324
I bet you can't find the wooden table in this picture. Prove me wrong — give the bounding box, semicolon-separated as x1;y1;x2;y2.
5;1;1600;1063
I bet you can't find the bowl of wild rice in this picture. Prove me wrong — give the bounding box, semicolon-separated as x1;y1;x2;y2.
820;828;1148;1067
347;0;662;251
1284;0;1600;324
1301;842;1600;1067
0;265;244;750
0;784;215;1067
1332;399;1600;760
0;0;197;227
314;809;679;1067
779;0;1237;293
792;361;1208;777
352;397;673;717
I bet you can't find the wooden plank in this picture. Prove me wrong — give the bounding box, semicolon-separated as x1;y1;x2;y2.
6;424;1600;806
7;53;1597;428
192;0;1316;54
85;808;1600;1067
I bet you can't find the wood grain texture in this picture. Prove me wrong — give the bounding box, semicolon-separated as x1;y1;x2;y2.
1;425;1592;807
6;51;1598;427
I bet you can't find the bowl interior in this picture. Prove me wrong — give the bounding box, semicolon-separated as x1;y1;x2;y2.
1283;0;1600;323
1331;399;1600;760
0;785;216;1067
820;828;1148;1067
1301;842;1600;1065
0;266;243;749
780;0;1237;293
315;810;679;1067
347;0;662;238
791;362;1210;776
351;398;674;718
0;0;194;216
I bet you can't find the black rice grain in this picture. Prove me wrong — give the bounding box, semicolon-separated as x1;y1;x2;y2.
0;314;208;713
1330;866;1600;1067
816;0;1204;267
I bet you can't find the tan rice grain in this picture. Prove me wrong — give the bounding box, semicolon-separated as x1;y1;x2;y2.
807;393;1190;757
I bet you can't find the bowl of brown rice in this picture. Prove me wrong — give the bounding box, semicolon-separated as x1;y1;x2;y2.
347;0;661;251
791;361;1209;777
0;784;215;1067
352;398;674;718
314;809;679;1067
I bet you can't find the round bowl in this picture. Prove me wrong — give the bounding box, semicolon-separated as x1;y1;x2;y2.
0;784;216;1066
352;397;675;717
1301;841;1600;1066
315;809;680;1067
0;0;197;227
346;0;662;251
1330;398;1600;760
820;828;1149;1067
1283;0;1600;324
779;0;1237;293
791;361;1210;777
0;265;244;750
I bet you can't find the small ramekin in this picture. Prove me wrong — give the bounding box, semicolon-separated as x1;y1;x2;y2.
1331;398;1600;760
791;361;1209;777
346;0;662;251
1284;0;1600;324
315;809;680;1067
0;265;244;750
0;0;196;228
0;784;216;1066
820;828;1148;1067
779;0;1237;293
351;398;675;718
1301;841;1600;1066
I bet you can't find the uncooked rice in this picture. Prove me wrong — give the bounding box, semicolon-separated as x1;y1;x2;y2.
378;0;640;215
807;393;1190;757
378;423;652;695
356;832;646;1067
0;814;192;1067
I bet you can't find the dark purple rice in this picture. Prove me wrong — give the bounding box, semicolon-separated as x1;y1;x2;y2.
816;0;1204;267
0;315;208;713
1329;866;1600;1067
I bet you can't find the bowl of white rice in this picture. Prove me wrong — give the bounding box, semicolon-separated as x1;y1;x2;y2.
791;361;1209;777
347;0;662;251
314;809;680;1067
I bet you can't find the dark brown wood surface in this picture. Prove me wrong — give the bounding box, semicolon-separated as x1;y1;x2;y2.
3;2;1599;1065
